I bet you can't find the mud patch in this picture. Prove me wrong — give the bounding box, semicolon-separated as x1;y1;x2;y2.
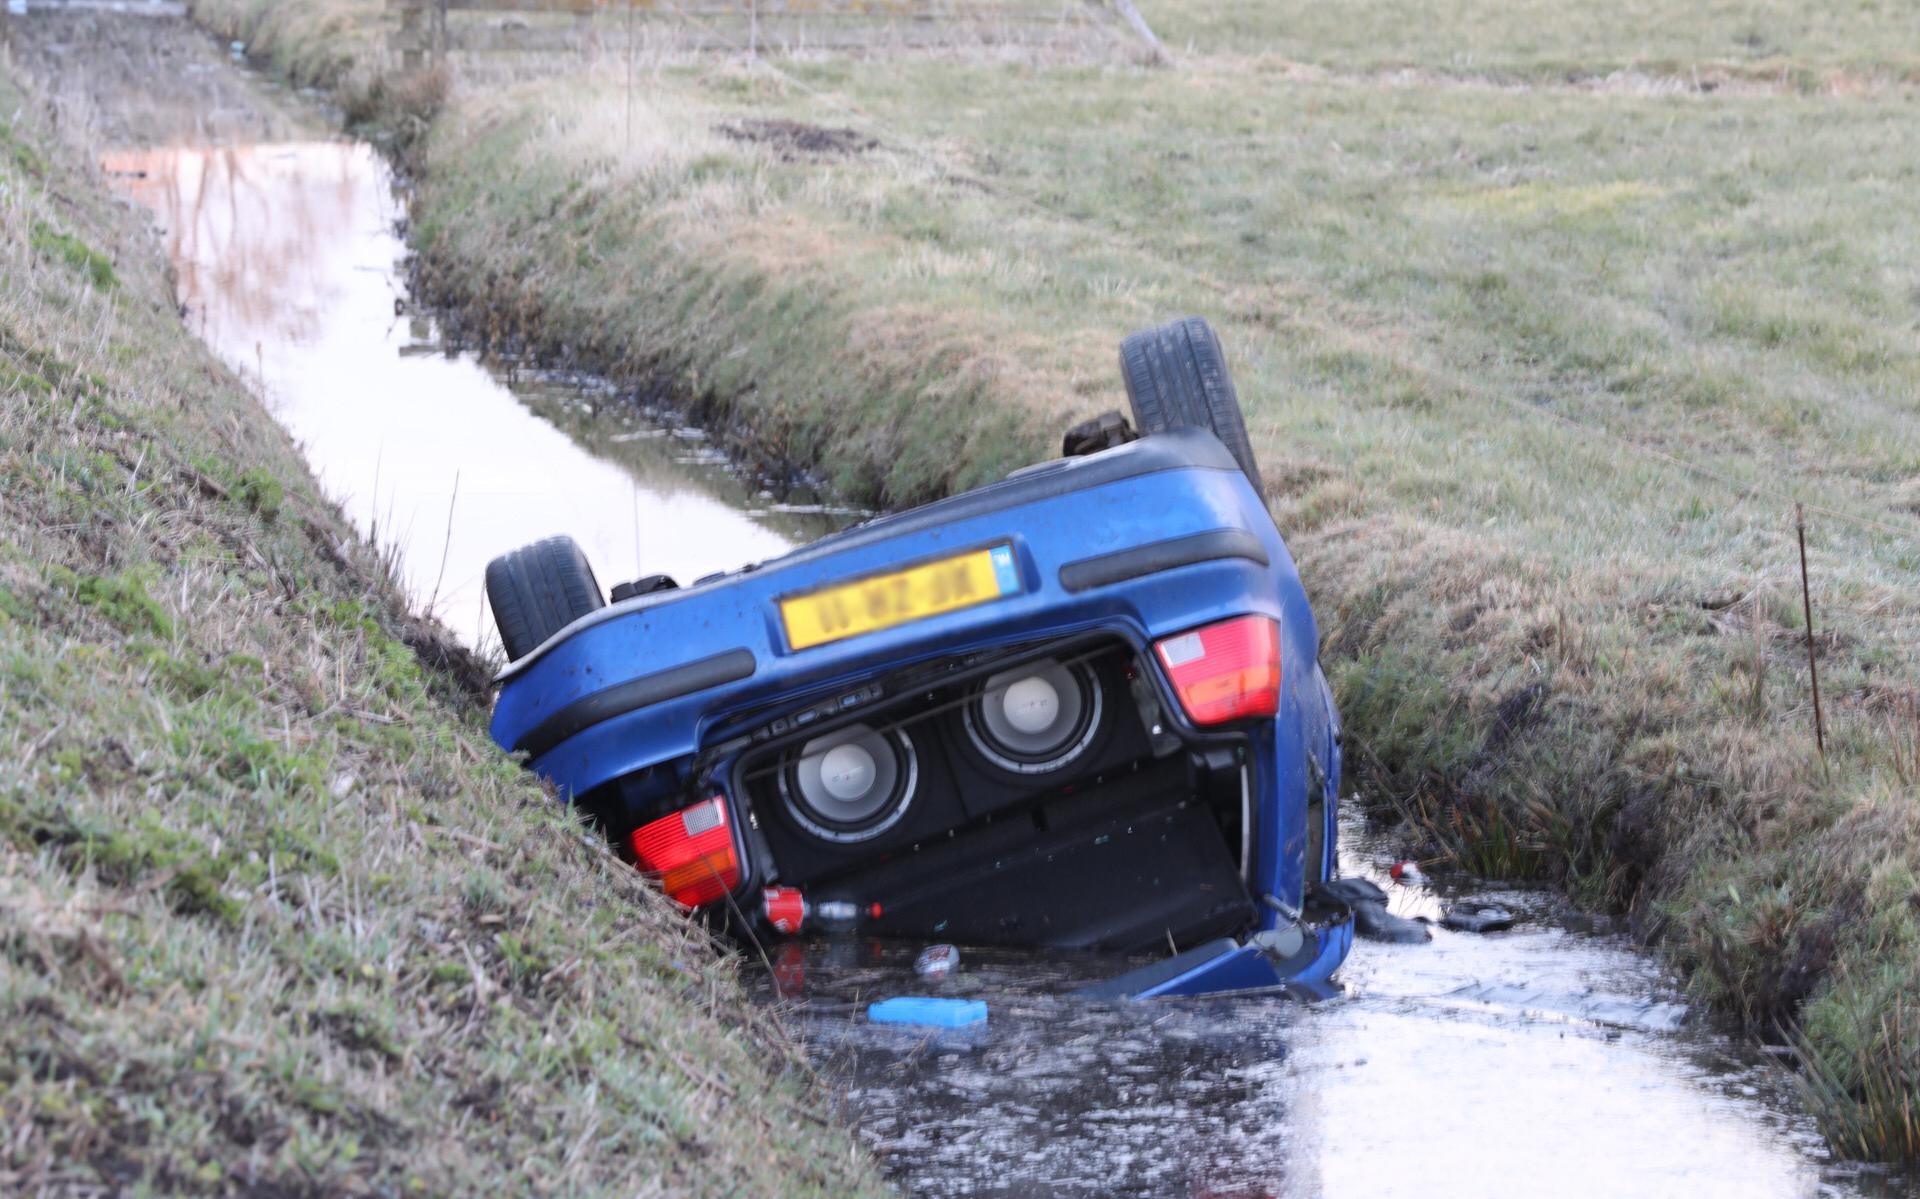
716;117;878;159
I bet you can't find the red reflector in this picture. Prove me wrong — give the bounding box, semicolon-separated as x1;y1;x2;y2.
631;798;740;908
1154;615;1282;725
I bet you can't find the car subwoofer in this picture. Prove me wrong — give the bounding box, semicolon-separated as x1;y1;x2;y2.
962;657;1104;775
778;723;919;844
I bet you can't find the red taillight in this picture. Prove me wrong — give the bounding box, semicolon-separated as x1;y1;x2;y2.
1154;615;1282;725
630;798;740;908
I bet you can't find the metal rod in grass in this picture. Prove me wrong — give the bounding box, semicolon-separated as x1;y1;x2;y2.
630;480;642;578
474;582;490;663
1795;502;1825;759
1105;0;1172;66
427;468;460;622
368;448;383;553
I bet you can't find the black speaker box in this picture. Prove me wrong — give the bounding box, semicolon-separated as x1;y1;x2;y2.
739;645;1155;889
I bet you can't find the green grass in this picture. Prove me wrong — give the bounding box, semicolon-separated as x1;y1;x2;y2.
191;0;1920;1166
28;221;116;290
0;59;879;1198
1145;0;1920;80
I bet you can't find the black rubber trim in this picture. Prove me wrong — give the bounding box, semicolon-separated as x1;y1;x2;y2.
1057;528;1269;594
514;649;757;758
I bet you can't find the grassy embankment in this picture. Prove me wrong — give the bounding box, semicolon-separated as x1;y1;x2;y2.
0;47;881;1198
192;0;1920;1162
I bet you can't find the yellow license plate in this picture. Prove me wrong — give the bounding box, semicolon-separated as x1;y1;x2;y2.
781;544;1020;651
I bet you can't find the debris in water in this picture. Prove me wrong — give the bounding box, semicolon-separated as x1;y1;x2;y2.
763;885;807;934
1354;904;1431;944
1442;902;1516;933
1389;859;1427;885
869;997;987;1029
1321;877;1430;944
915;944;960;979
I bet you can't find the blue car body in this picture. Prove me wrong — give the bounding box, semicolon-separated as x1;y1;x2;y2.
491;427;1351;995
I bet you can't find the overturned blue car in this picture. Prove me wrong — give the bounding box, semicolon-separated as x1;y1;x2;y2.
485;317;1353;998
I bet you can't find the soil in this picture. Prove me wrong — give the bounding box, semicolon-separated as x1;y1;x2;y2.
715;116;879;159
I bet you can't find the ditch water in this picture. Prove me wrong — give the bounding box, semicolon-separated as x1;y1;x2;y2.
48;6;843;650
97;130;843;648
25;7;1911;1197
771;820;1901;1198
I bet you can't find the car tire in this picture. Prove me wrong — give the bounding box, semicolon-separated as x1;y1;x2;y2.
1118;316;1264;497
485;535;605;661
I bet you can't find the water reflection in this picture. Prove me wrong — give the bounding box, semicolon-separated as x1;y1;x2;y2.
768;825;1889;1199
102;140;838;648
770;941;1302;1198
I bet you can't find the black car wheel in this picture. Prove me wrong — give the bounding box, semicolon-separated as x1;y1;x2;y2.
1118;315;1264;497
485;535;605;661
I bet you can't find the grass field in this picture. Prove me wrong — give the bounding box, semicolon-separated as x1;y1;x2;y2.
1151;0;1920;78
180;0;1920;1165
0;40;882;1196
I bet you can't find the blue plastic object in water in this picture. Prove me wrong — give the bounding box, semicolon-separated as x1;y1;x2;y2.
868;997;988;1029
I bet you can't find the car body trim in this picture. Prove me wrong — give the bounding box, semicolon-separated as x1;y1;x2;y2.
515;648;758;758
1075;937;1243;1000
1057;528;1269;593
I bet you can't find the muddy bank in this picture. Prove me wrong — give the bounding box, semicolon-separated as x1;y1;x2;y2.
412;259;851;509
393;217;1051;511
0;10;881;1195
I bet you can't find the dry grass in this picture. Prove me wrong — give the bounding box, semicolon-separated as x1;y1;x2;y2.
0;48;880;1197
188;0;384;89
187;0;1920;1166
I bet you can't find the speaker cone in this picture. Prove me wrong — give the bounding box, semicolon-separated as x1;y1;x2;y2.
779;723;917;843
963;657;1103;774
